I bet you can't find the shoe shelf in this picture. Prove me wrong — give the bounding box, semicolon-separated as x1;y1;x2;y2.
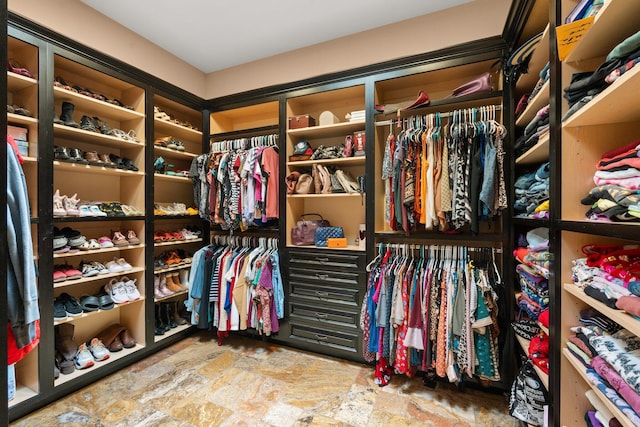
153;288;188;303
564;283;640;337
9;349;39;408
53;86;145;122
563;65;640;128
515;81;549;128
287;156;365;168
563;348;636;427
565;0;640;64
53;266;145;289
154;118;202;140
153;264;192;274
54;343;145;387
7;71;37;91
154;145;198;160
153;322;191;343
287;121;365;139
287;193;363;199
10;384;38;408
153;173;191;183
515;334;549;390
515;133;550;165
7;112;37;127
515;23;550;94
53;215;145;223
54;160;145;177
154;238;203;247
53;244;146;259
54;297;146;326
53;124;144;149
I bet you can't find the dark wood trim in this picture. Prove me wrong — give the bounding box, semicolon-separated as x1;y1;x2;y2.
1;0;9;421
209;125;279;142
208;36;506;109
8;11;205;110
502;0;537;51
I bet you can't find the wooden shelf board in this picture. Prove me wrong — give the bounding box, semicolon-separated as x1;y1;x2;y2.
539;323;549;336
153;289;189;303
7;112;38;126
153;264;193;274
54;344;145;387
153;323;193;343
564;283;640;336
154;173;191;183
285;244;365;252
563;64;640;127
287;121;365;138
565;0;640;63
54;298;145;326
54;86;145;121
515;335;549;389
515;133;550;165
153;145;198;159
559;220;640;241
8;383;39;408
287;156;365;167
22;156;37;164
7;71;37;91
154;238;203;247
515;80;549;127
54;124;145;148
287;193;362;199
516;23;550;93
53;266;145;289
54;243;145;259
154;118;202;138
54;160;145;177
563;348;637;427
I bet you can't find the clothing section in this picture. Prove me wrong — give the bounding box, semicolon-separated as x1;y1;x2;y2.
361;244;505;387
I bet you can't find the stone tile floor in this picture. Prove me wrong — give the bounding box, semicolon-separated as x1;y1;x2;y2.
10;332;518;426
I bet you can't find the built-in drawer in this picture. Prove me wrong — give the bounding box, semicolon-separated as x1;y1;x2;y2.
288;322;360;354
289;278;362;306
289;266;362;288
289;300;359;329
288;249;365;271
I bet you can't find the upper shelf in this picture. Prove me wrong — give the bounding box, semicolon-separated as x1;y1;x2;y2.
287;156;365;168
7;71;37;91
54;124;145;149
563;64;640;127
516;133;549;165
565;0;640;64
54;86;145;122
288;121;365;139
154;118;202;141
516;24;550;94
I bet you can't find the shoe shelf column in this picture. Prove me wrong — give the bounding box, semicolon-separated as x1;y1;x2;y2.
557;0;640;425
51;53;147;387
7;33;41;409
283;83;368;362
152;95;203;342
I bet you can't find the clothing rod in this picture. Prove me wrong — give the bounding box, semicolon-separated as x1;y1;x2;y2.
374;104;503;127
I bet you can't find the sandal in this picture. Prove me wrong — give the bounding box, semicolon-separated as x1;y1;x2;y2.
8;59;34;78
97;293;114;310
80;295;100;312
112;231;128;247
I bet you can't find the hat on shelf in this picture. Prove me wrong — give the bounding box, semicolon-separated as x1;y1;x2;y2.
293;141;313;156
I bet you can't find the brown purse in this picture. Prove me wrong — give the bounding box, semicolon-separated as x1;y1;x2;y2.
286;171;301;194
295;173;314;194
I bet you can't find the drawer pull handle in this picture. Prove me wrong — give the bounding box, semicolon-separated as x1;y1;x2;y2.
315;312;328;318
315;257;329;263
315;334;328;340
316;273;328;280
315;291;329;297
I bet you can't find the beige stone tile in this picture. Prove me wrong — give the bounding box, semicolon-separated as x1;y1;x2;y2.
262;401;305;427
168;398;233;426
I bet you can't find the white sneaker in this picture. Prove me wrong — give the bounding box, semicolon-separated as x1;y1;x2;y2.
105;260;124;273
114;257;132;271
105;279;129;304
121;276;141;300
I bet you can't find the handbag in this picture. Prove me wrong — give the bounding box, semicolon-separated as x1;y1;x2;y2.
509;359;548;425
286;171;301;195
291;214;330;246
294;173;314;194
335;170;359;193
314;226;344;247
451;72;492;97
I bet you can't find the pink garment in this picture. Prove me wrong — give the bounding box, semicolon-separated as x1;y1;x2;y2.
597;157;640;172
591;356;640;415
615;295;640;317
261;146;279;219
593;175;640;190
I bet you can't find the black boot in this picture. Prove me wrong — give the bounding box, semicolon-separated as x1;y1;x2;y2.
154;304;165;335
60;101;79;128
163;302;178;329
171;301;188;326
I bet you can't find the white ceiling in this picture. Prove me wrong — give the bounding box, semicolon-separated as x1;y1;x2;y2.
81;0;475;74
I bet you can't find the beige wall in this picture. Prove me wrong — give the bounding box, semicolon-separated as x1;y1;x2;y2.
8;0;511;100
8;0;206;97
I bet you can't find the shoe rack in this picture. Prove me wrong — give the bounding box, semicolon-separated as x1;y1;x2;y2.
556;1;640;426
152;94;204;342
52;53;147;387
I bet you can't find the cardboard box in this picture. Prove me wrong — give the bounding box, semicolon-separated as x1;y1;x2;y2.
288;115;316;129
327;237;347;248
7;125;28;142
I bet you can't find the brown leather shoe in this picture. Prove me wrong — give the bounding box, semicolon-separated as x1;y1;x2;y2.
55;323;78;361
119;328;136;348
100;153;116;168
165;273;183;292
109;334;124;352
96;323;126;349
84;150;104;167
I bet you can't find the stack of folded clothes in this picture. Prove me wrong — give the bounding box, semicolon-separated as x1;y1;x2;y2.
514;105;549;158
581;139;640;222
514;227;550;322
528;62;550;102
514;162;550;218
563;30;640;121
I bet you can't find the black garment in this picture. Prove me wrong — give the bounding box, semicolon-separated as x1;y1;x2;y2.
583;285;618;309
470;134;483;235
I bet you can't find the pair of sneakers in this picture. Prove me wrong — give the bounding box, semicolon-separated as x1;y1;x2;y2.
105;276;140;304
75;338;110;370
